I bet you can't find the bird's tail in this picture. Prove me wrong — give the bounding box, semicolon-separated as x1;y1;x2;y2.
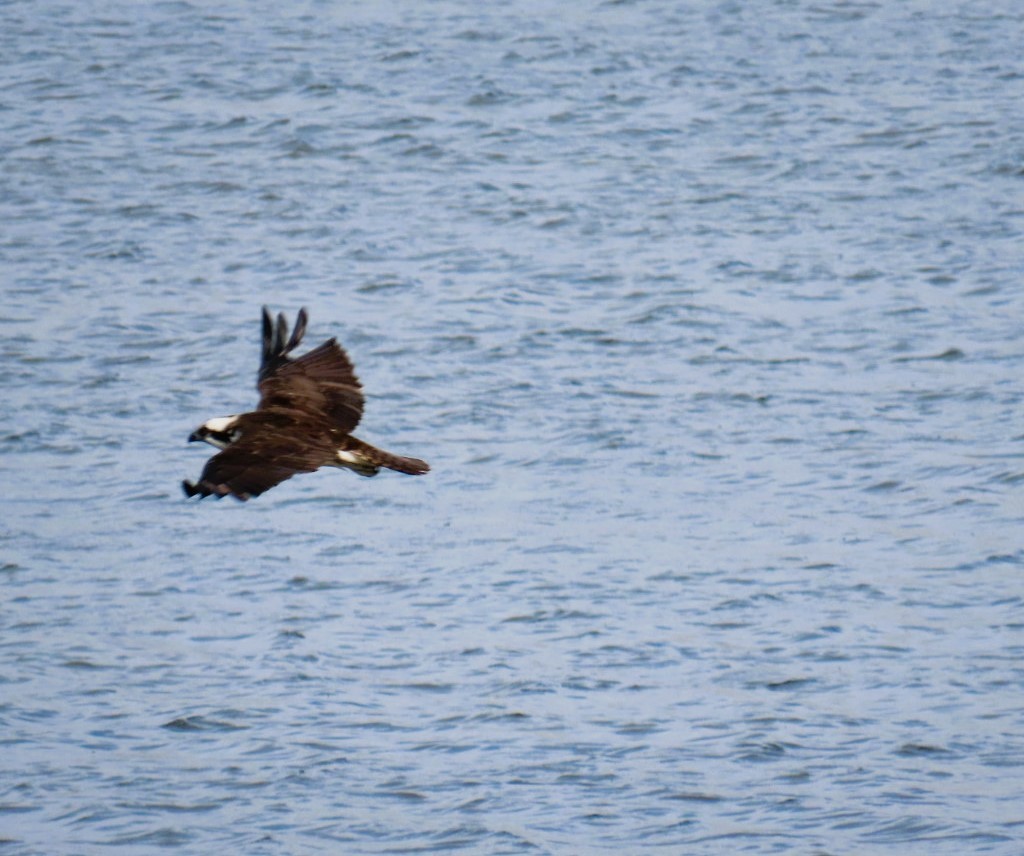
340;437;430;476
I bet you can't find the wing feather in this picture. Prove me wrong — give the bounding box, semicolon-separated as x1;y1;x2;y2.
183;432;331;501
258;338;364;433
260;306;309;383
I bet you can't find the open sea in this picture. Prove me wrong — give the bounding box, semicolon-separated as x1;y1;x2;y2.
3;1;1024;853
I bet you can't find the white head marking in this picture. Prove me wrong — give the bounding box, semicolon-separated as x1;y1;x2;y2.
203;416;239;433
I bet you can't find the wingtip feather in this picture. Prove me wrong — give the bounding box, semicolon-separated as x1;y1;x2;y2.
260;306;311;381
275;313;288;356
261;308;274;368
183;478;252;501
285;307;308;354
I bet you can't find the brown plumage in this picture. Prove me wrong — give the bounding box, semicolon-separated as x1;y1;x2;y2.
183;307;429;501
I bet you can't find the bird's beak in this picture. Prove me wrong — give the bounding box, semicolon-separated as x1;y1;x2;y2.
188;432;200;443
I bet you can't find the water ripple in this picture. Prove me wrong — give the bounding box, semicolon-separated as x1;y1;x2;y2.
3;0;1024;853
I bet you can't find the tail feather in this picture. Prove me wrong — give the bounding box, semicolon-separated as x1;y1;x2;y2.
343;437;430;475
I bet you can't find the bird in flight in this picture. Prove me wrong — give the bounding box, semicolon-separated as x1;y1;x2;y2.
183;307;429;501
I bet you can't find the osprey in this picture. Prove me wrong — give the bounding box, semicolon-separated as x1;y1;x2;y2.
183;307;429;501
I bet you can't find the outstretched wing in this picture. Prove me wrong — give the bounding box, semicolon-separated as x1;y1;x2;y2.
182;434;331;501
258;307;365;433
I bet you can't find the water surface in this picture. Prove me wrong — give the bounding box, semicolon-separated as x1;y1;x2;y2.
3;1;1024;853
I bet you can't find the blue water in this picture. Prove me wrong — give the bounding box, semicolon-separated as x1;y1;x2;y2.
3;1;1024;853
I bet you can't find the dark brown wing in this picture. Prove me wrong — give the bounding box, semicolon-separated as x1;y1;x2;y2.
258;307;364;433
182;432;331;501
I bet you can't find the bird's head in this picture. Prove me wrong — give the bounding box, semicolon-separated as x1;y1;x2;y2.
189;415;242;450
